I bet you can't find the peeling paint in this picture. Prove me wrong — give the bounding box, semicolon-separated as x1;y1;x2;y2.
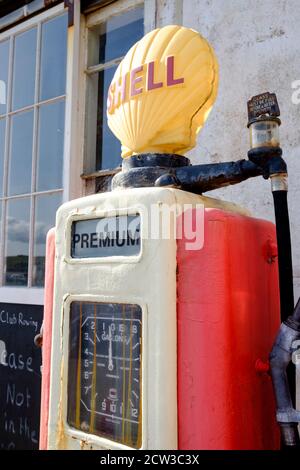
56;360;67;450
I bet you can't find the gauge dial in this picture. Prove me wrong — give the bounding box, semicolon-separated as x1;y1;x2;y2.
67;301;142;448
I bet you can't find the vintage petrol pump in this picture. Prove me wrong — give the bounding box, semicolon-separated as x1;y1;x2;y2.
39;26;300;450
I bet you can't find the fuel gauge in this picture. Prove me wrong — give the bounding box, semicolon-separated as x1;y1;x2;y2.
67;301;142;448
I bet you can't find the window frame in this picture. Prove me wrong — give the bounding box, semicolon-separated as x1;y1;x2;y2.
0;3;69;305
81;0;155;179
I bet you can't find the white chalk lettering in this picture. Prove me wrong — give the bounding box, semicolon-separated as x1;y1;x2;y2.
6;384;31;408
0;349;33;373
0;310;38;332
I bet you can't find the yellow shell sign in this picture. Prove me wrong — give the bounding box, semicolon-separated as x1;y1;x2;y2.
107;25;218;158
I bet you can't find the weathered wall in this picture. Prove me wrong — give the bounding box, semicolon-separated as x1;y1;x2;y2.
156;0;300;300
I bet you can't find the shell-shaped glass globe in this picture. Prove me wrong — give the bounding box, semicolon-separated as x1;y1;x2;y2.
107;25;219;158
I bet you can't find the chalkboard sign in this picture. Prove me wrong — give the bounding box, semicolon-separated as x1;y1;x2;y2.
0;303;43;450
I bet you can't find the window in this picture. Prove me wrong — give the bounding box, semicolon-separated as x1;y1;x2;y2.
0;11;68;289
85;3;144;172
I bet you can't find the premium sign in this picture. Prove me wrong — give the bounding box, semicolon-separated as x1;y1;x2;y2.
71;215;141;258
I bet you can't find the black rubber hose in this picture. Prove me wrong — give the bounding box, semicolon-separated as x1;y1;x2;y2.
272;190;296;406
272;190;294;322
271;189;299;447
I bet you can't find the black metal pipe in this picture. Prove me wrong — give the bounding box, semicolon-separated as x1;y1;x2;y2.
154;159;263;193
113;152;286;194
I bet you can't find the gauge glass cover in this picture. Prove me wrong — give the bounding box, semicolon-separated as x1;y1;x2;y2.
67;301;142;448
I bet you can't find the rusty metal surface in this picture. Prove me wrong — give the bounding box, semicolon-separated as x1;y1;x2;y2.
110;153;265;194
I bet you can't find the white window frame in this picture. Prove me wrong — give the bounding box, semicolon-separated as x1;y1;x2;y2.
81;0;156;177
0;3;70;305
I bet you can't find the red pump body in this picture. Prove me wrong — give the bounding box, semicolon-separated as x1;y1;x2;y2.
177;208;280;449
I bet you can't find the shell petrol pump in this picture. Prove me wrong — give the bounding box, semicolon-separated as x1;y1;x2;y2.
38;26;300;450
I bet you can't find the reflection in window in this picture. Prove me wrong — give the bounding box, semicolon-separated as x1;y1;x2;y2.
98;7;144;64
5;198;30;286
33;192;61;286
12;28;37;111
96;66;121;170
0;119;5;196
90;6;144;170
37;100;65;191
40;14;68;101
0;12;67;288
8;111;34;196
0;40;9;115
